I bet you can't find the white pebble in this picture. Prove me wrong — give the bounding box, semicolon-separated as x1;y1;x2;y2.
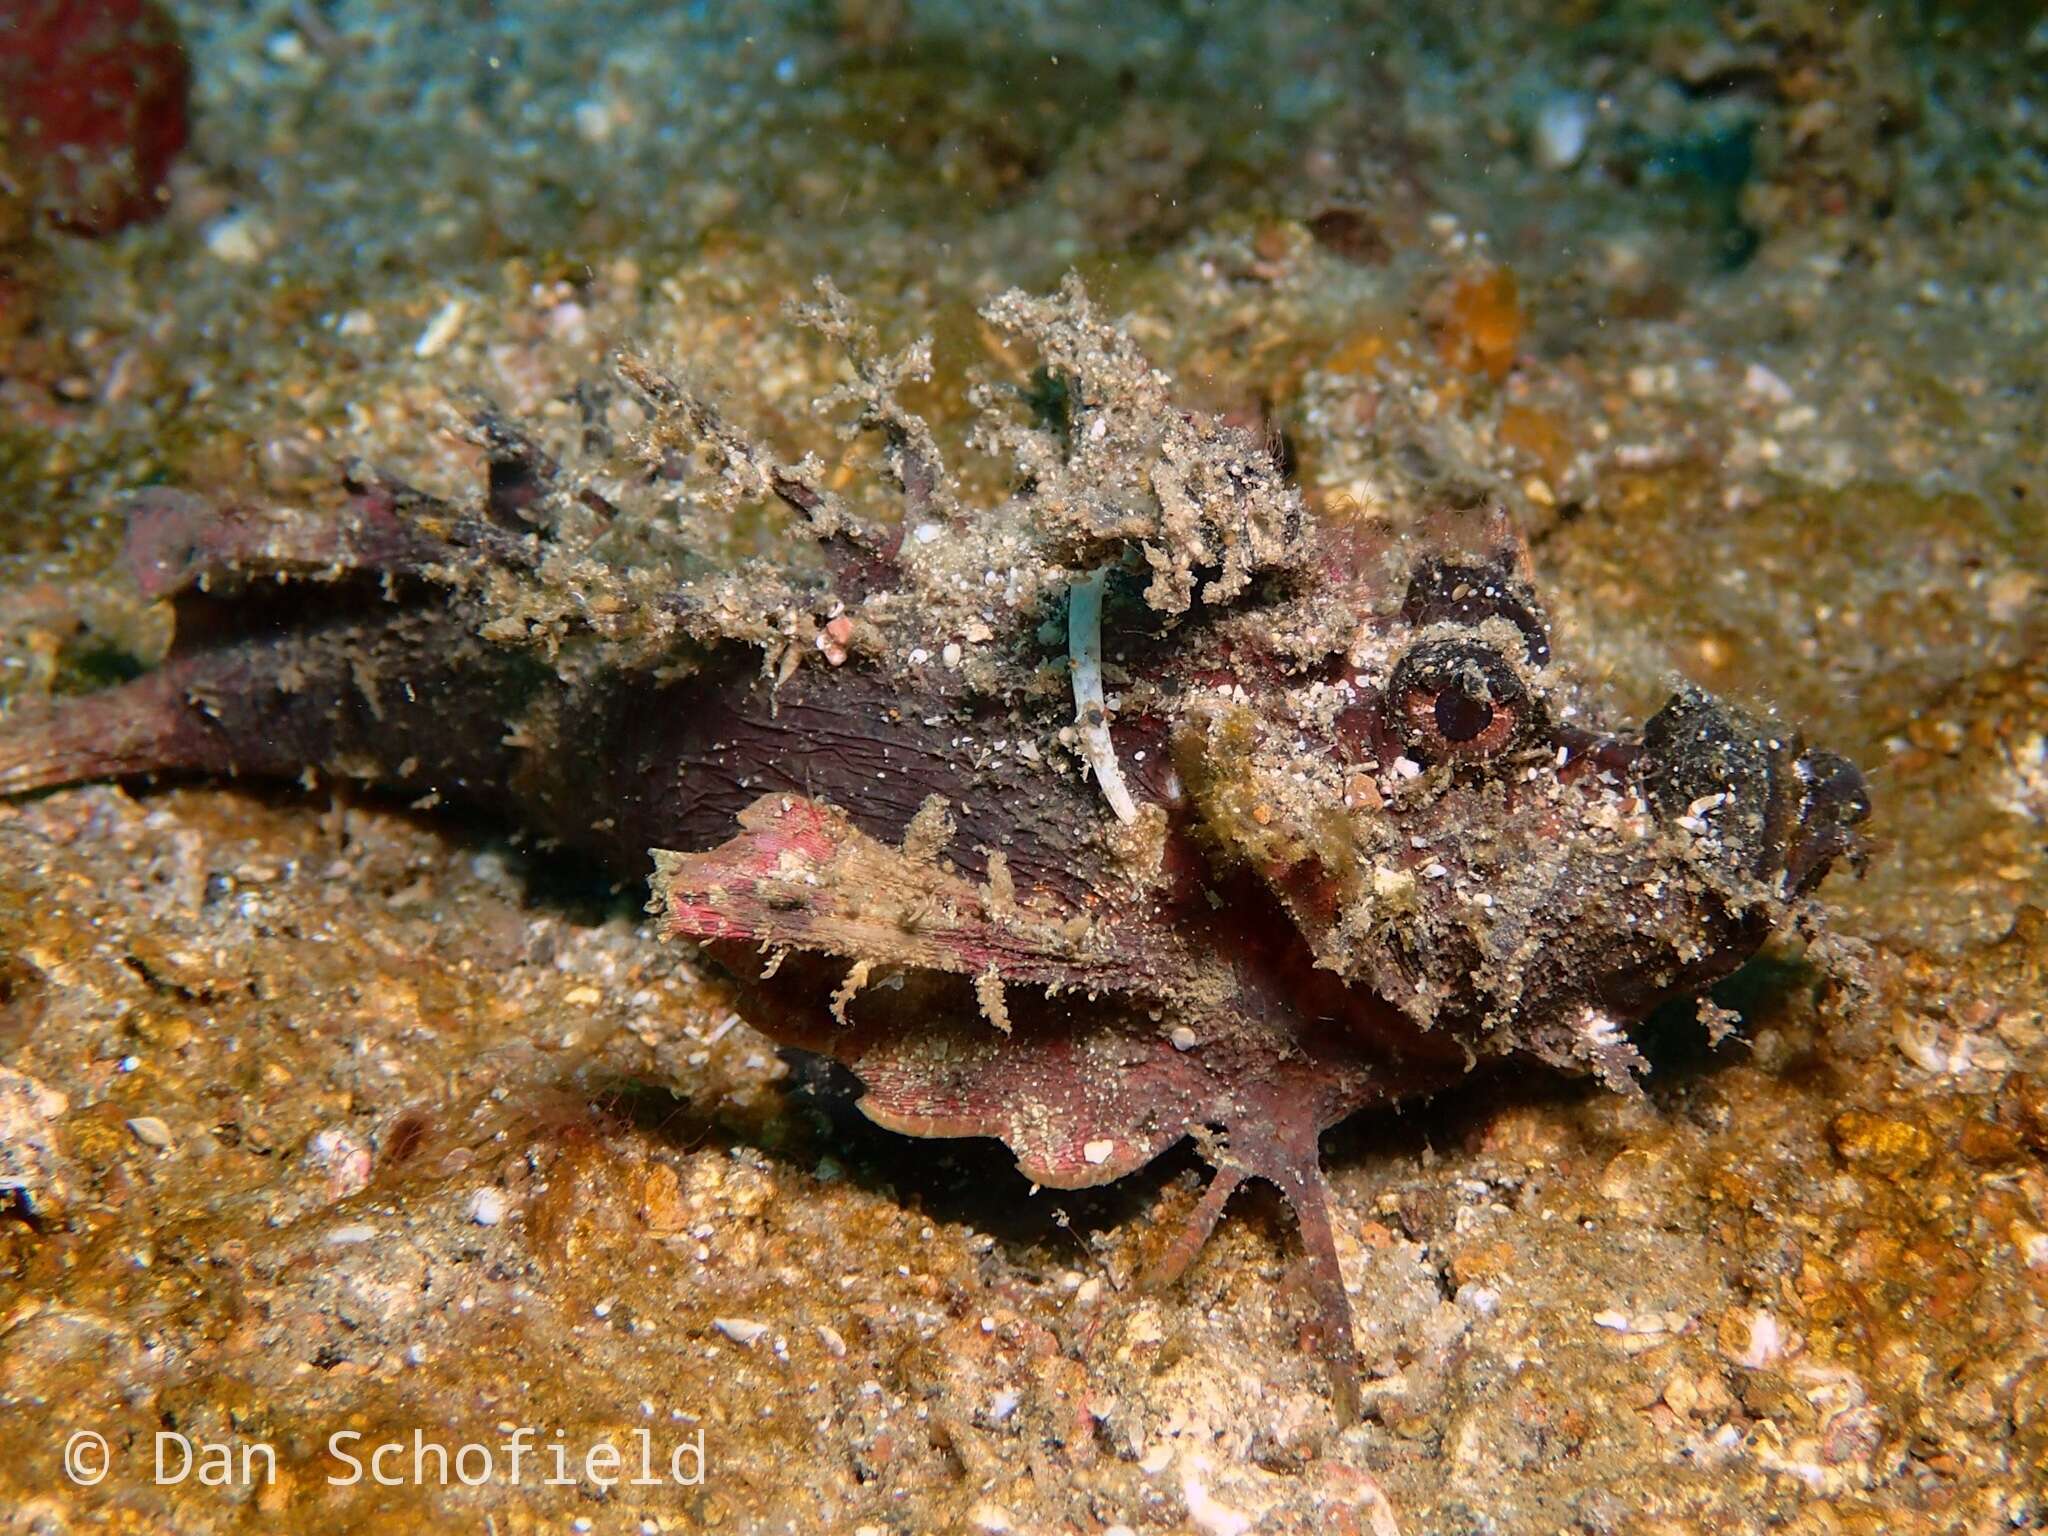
204;211;274;265
1182;1463;1253;1536
1457;1283;1501;1317
1533;94;1592;170
126;1116;174;1150
414;297;468;359
1743;362;1794;403
467;1187;508;1226
713;1316;771;1347
2017;1228;2048;1270
1727;1307;1788;1368
572;98;616;144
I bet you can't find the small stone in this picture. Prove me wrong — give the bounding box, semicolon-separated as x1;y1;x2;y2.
1743;362;1794;403
2008;1073;2048;1152
468;1187;508;1226
1597;1145;1684;1220
1829;1110;1934;1179
1822;1404;1887;1465
713;1316;771;1347
1456;1283;1500;1317
966;1502;1014;1533
414;297;468;359
1169;1026;1197;1051
1717;1306;1789;1369
302;1126;372;1201
0;1067;76;1216
2011;1223;2048;1270
1662;1371;1701;1419
1182;1463;1253;1536
941;642;963;669
1532;94;1591;170
1252;223;1292;264
1343;773;1383;811
1083;1138;1115;1165
1958;1119;2021;1164
126;1115;174;1150
639;1163;687;1233
204;211;274;265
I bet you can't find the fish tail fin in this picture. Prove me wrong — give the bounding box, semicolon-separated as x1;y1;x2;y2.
0;673;215;796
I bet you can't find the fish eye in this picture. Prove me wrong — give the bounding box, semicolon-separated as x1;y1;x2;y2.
1433;679;1495;742
1387;639;1536;763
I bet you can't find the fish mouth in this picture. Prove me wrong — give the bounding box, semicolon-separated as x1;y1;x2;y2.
1782;746;1871;892
1636;686;1870;895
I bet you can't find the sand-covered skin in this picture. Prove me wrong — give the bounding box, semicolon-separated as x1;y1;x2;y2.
2;2;2044;1532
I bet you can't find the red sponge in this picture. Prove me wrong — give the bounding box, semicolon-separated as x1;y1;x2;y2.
0;0;192;236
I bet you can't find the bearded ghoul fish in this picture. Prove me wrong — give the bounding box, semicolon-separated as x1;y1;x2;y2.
0;278;1868;1415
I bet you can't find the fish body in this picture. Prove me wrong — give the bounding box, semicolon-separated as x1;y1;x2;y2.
0;280;1867;1414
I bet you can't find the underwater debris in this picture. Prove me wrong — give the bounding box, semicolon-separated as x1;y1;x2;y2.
0;277;1868;1417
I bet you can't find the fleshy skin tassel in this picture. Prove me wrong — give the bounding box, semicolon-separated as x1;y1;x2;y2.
1068;567;1140;824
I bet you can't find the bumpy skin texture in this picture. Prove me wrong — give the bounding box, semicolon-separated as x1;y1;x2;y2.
0;281;1867;1416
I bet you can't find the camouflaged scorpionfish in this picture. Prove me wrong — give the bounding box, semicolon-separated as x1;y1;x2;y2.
0;278;1868;1414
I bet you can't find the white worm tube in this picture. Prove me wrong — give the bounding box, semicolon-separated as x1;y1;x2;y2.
1068;568;1140;825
